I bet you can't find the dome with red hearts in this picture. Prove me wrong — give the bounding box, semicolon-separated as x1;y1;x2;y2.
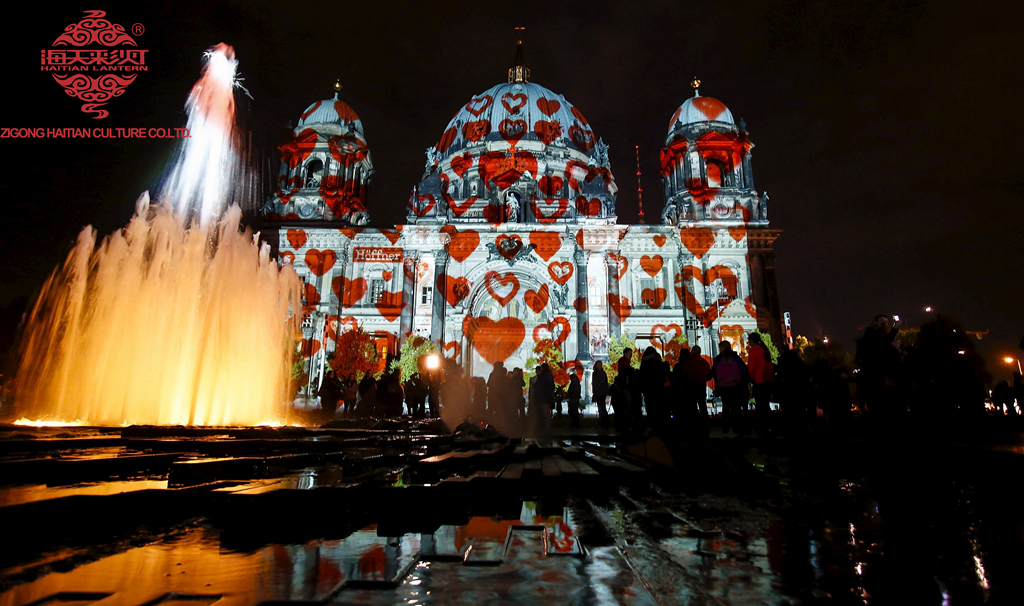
297;98;363;134
667;94;735;135
433;81;599;157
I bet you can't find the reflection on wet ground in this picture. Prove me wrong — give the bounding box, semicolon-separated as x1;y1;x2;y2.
0;481;168;508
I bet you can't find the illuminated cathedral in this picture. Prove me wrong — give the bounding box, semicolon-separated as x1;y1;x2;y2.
262;44;782;390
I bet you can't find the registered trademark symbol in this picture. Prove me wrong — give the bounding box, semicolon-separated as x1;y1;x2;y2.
132;23;144;36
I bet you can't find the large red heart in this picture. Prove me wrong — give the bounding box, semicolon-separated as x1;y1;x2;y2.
536;97;561;116
728;224;746;242
462;120;490;142
437;126;458;153
375;290;404;322
499;119;527;145
471;317;526;365
569;125;595;151
450;152;473;178
495;234;523;260
575;196;601;216
302;282;321;308
641;287;667;309
680;227;716;259
524;284;549;313
574;296;587;314
537;175;563;197
565;160;590;192
530;198;569;223
530;231;562;261
465;95;493;117
412;194;435;218
380;226;402;245
484;270;520;306
279;251;295;265
333;276;367;308
533;120;562;144
286;229;307;249
437;273;472;307
339;227;363;239
607;294;632;320
478;149;538;191
609;253;628;279
501;92;527;113
640;254;663;277
533;316;571;345
652;323;682;342
692;97;727;120
442;341;461;359
300;338;321;358
382;270;393;282
305;249;337;276
441;226;480;262
548;261;574;285
570;106;588;125
653;234;667;247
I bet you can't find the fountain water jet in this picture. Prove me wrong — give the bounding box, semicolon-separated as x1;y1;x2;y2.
8;44;302;426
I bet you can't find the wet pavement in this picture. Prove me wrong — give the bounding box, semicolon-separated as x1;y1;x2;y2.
2;419;1023;605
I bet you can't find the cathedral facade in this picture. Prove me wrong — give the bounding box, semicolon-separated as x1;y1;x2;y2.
262;54;782;391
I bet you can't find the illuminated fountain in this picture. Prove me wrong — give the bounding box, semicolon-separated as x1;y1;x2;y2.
9;44;302;426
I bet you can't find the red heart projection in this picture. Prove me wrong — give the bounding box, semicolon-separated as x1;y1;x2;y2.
640;254;663;277
682;265;739;298
465;95;493;117
536;97;561;116
495;234;523;260
653;234;667;248
375;291;404;322
680;227;716;259
412;194;436;218
575;196;602;216
537;175;563;197
692;97;727;121
609;253;628;279
565;160;590;192
641;287;667;309
380;226;403;245
652;323;683;342
685;178;718;206
483;204;503;226
484;271;520;306
441;226;480;262
403;258;416;281
499;119;527;145
530;198;569;223
462;120;490;142
339;227;364;239
501;92;527;113
530;231;562;261
471;317;526;365
524;284;549;313
582;320;590;339
728;225;746;242
533;120;562;144
569;125;595;151
437;274;471;306
533;316;571;345
300;338;321;358
566;359;584;381
570;106;588;125
382;270;393;282
478;150;538;191
437;126;457;154
449;196;479;218
450;152;473;178
744;295;758;319
575;229;584;249
286;229;307;249
302;282;320;318
548;261;574;285
442;341;461;359
608;293;632;320
335;315;358;335
333;276;367;308
280;251;295;265
574;296;587;314
305;249;337;276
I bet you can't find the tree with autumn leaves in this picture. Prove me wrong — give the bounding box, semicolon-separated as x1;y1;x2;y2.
525;338;571;388
327;327;382;381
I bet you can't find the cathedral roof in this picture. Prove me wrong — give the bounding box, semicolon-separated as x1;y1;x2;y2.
297;98;363;133
434;81;600;158
667;93;736;134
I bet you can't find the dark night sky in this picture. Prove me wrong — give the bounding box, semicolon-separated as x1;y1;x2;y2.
2;1;1021;378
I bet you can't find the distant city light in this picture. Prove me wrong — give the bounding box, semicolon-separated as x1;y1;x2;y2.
925;306;934;312
425;353;441;370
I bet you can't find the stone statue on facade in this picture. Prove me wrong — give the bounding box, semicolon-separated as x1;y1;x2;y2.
758;191;769;221
504;190;520;222
422;146;439;178
662;200;678;224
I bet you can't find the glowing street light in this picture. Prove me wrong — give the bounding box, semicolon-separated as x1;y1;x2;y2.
925;306;934;313
1005;356;1022;375
425;353;441;371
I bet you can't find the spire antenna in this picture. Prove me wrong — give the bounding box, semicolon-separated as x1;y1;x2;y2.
635;145;645;224
508;26;530;83
333;79;342;100
691;77;701;97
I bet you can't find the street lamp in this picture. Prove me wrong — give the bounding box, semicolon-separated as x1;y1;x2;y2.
1005;356;1022;375
925;306;934;313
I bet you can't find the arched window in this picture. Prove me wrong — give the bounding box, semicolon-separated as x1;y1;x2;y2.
304;159;324;188
706;160;725;188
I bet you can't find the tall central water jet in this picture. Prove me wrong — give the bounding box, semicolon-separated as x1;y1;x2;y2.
9;44;302;426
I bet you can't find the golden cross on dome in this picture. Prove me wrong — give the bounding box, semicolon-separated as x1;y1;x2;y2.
333;79;342;100
691;77;701;96
509;26;530;83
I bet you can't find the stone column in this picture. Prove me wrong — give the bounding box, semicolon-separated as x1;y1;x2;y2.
605;252;621;339
574;249;591;362
399;251;419;337
334;246;351;312
430;250;449;343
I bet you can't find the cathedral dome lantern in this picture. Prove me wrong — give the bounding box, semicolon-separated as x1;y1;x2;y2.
263;81;374;225
408;43;617;226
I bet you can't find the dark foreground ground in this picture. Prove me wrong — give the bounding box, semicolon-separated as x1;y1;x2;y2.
1;413;1022;606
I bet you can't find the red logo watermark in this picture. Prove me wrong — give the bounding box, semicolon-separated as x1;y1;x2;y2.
42;10;147;119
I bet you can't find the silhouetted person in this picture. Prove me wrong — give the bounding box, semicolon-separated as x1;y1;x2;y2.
614;349;636;431
487;362;507;418
510;367;526;420
776;346;811;424
639;346;665;426
404;372;428;418
358;374;380;416
470;377;487;420
592;360;610;428
381;368;404;418
713;341;749;434
318;370;340;421
533;363;555;434
679;345;712;425
992;380;1015;416
567;366;582;428
856;315;901;419
340;374;358;417
747;333;775;426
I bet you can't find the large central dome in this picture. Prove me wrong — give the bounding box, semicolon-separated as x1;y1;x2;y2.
435;81;597;157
